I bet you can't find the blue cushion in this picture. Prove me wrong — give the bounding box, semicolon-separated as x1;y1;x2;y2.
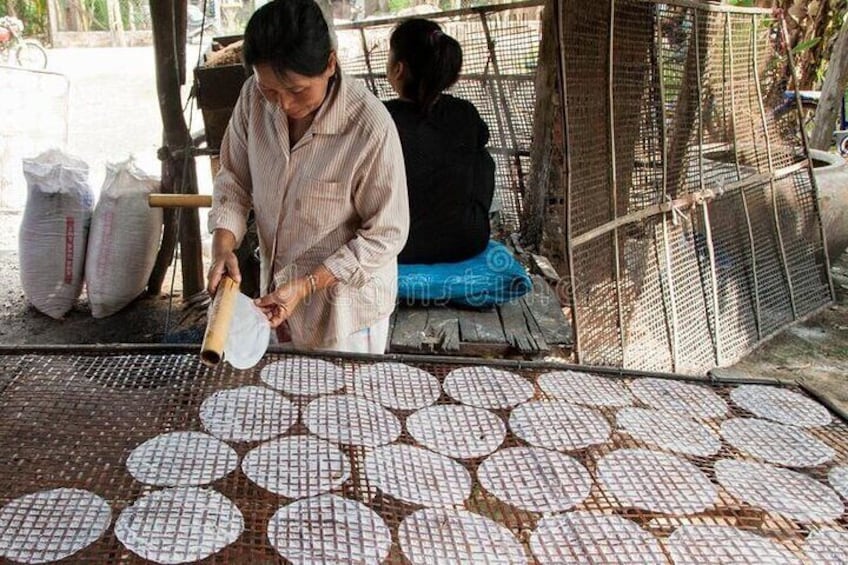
397;240;532;308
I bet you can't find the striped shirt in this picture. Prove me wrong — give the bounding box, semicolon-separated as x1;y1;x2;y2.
208;72;409;349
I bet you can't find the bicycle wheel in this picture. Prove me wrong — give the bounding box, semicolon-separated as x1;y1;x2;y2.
15;40;47;70
839;134;848;157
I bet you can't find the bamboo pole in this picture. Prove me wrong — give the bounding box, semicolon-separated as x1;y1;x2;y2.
752;14;797;320
200;277;240;366
478;16;513;206
740;190;763;339
607;0;626;360
480;12;526;196
726;11;762;339
657;13;668;202
358;28;378;96
555;0;580;361
655;7;679;369
696;10;722;366
149;194;213;208
781;17;836;303
569;160;807;246
725;13;742;183
334;0;545;31
661;218;680;372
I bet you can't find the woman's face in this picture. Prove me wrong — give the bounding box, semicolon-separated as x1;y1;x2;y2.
254;53;337;120
386;50;403;97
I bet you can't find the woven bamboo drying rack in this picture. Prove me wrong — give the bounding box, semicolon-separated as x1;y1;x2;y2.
0;346;845;563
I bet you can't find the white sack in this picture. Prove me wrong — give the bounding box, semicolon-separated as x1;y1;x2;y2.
20;149;94;319
86;159;162;318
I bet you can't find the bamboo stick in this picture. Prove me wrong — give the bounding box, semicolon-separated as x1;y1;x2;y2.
608;0;626;359
752;14;797;319
661;218;680;372
740;190;763;339
555;0;580;361
568;160;808;247
695;10;722;365
333;0;544;31
781;18;837;302
657;8;678;370
149;194;213;208
727;12;762;339
358;28;378;96
480;12;526;195
200;276;240;367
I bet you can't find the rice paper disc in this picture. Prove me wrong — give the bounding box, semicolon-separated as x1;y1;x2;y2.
715;458;844;523
0;488;111;564
115;487;243;564
597;449;717;515
406;404;505;459
399;508;526;565
530;511;666;565
477;447;592;513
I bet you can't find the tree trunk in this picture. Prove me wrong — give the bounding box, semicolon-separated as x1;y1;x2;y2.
809;14;848;150
46;0;59;45
148;0;205;298
106;0;126;47
68;0;86;31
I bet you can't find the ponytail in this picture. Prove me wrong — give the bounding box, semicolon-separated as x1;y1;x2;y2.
389;19;462;113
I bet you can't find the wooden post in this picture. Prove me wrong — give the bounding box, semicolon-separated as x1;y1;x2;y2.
46;0;59;46
106;0;126;47
148;0;205;298
810;15;848;150
521;0;560;251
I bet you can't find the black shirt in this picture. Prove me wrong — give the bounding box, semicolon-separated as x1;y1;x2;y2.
385;95;495;264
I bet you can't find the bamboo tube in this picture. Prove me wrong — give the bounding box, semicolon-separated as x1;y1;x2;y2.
148;194;213;208
200;276;239;366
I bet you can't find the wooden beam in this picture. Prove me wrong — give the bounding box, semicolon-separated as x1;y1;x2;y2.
499;300;548;354
457;308;505;343
390;307;428;351
522;275;572;345
424;310;461;353
148;0;204;298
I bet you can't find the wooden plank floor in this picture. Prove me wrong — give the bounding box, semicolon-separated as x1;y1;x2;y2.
389;275;573;358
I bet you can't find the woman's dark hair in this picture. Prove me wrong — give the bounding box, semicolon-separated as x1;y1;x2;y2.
390;19;462;112
243;0;332;77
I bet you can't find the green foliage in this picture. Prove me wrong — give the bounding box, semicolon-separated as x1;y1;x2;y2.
0;0;48;38
388;0;410;13
84;0;109;31
792;37;822;55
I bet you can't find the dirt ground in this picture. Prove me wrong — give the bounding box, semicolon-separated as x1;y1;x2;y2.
1;46;846;412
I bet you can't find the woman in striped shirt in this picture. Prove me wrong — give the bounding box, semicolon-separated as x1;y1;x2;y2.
207;0;409;353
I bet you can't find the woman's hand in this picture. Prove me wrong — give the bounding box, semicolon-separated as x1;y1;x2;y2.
207;229;242;295
255;278;310;328
207;251;242;296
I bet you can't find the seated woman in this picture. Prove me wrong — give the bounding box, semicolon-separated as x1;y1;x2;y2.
385;19;495;265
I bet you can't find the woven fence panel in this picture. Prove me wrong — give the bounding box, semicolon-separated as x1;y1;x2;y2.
563;1;832;373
